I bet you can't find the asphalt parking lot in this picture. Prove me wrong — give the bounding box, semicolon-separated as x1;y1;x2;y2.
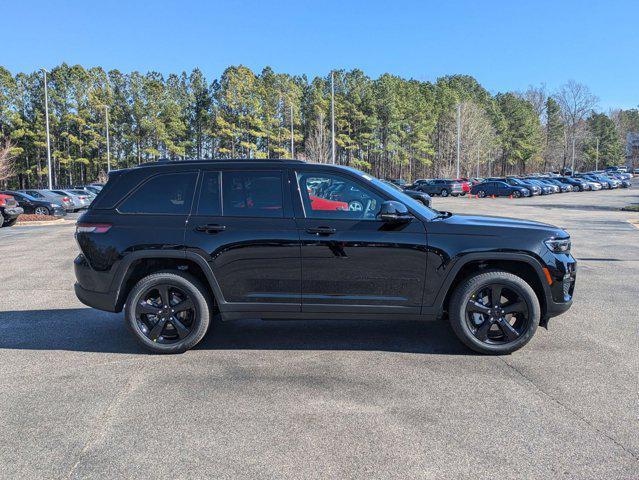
1;187;638;479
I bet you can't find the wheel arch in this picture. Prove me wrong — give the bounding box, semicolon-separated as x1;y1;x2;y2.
112;250;225;312
434;253;550;320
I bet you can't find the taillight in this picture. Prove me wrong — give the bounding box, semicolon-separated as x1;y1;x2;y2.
76;223;112;233
0;198;5;207
63;197;70;202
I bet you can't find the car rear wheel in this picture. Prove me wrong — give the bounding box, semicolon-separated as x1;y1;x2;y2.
125;271;212;354
448;270;540;354
440;189;449;197
34;206;50;215
477;190;486;198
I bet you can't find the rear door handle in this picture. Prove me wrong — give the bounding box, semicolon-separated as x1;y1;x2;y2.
306;226;336;235
195;224;227;233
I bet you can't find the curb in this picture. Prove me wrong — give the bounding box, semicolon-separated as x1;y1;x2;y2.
15;219;75;227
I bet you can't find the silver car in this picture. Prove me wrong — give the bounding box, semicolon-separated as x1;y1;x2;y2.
51;190;91;211
21;189;75;211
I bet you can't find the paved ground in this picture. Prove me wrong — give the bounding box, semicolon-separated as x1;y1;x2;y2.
1;186;638;480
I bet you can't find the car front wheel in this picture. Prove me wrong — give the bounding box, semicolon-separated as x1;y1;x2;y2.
448;270;540;354
34;206;50;215
477;190;486;198
125;271;212;353
440;189;449;197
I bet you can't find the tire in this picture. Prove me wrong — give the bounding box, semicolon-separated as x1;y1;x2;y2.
477;190;486;198
124;271;213;354
513;190;521;198
34;206;50;216
448;270;540;355
440;189;449;197
3;218;17;227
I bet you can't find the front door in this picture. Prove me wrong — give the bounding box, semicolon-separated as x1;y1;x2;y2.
293;170;428;315
185;169;301;312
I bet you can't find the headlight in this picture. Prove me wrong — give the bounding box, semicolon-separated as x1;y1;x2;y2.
545;237;571;253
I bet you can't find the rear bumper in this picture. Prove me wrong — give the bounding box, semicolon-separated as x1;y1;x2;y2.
3;206;24;218
75;282;118;312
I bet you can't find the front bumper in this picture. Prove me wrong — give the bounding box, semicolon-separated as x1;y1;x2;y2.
541;251;577;320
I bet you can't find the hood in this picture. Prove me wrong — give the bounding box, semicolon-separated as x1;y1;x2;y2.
436;213;567;237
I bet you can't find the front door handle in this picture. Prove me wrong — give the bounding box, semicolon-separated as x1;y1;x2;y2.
306;226;336;235
195;224;227;233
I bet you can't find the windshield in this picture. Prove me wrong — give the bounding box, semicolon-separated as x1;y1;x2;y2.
341;166;439;220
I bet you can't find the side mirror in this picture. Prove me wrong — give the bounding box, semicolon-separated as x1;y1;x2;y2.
378;201;412;224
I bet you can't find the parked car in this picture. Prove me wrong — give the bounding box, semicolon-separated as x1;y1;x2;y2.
454;179;471;194
0;191;67;217
381;180;432;207
51;189;90;210
554;176;589;192
74;159;576;354
68;189;97;201
386;178;407;188
487;177;540;196
540;177;572;193
0;193;23;227
520;179;553;195
21;189;75;211
470;180;530;198
412;179;465;197
530;178;560;193
577;174;616;189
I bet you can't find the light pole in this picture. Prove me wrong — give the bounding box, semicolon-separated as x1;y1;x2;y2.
290;103;294;159
104;105;111;172
595;137;599;171
330;71;336;165
41;68;53;189
456;103;461;179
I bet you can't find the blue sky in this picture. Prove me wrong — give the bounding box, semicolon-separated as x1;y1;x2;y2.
2;0;637;110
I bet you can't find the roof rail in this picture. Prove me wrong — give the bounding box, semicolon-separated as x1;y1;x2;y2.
137;158;306;167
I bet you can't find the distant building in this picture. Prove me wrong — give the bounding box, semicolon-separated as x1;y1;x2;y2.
627;133;639;169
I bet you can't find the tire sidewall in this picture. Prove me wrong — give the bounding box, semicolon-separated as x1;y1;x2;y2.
125;271;211;354
449;270;540;354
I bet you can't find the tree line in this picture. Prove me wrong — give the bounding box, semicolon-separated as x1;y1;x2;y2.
0;63;638;188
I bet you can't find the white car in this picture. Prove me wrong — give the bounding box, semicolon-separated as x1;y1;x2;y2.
586;181;603;191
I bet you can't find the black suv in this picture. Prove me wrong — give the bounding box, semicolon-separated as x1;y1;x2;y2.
412;179;464;197
75;160;576;354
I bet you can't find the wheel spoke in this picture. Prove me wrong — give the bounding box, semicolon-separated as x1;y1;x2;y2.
137;301;161;316
503;301;525;315
173;297;194;313
149;317;167;341
496;318;519;341
475;319;493;341
158;285;171;306
490;285;503;307
170;316;190;338
467;300;490;315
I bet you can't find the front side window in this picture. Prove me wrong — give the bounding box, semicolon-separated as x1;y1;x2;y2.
296;172;384;220
119;172;197;215
222;171;284;218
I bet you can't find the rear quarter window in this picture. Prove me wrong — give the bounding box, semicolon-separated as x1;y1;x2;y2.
118;172;197;215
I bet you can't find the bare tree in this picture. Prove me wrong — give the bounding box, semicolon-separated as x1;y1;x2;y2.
522;84;547;119
305;112;330;164
553;80;598;171
0;139;15;182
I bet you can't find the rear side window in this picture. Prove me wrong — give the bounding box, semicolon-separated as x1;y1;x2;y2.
222;171;283;218
197;171;222;216
119;172;197;215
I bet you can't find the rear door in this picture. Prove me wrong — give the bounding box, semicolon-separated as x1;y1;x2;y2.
185;168;301;311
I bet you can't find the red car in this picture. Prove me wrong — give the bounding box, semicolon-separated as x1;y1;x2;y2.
454;179;471;193
309;195;348;211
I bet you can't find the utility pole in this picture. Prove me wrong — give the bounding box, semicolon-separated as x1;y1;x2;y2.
331;71;336;164
41;68;53;189
476;140;481;178
290;103;294;158
456;103;461;179
595;137;599;171
571;133;576;173
105;105;111;172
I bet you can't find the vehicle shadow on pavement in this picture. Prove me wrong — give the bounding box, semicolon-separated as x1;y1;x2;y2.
0;308;470;356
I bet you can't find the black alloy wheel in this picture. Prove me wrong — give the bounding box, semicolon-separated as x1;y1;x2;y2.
135;284;196;344
125;271;212;353
449;270;540;354
465;283;530;345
